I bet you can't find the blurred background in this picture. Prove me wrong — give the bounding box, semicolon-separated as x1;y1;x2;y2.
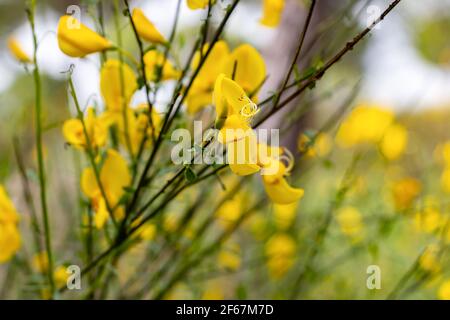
2;0;450;299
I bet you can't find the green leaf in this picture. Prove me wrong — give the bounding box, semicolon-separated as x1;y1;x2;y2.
184;166;197;182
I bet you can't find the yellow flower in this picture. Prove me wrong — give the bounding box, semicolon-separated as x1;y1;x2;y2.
81;149;131;228
391;177;421;211
32;251;49;273
144;50;180;81
414;207;442;234
438;280;450;300
132;8;166;44
273;202;298;230
62;107;107;149
441;168;450;193
187;41;230;114
202;281;224;300
336;105;394;148
114;106;162;156
379;124;408;160
336;206;364;239
139;223;157;241
7;37;31;63
57;15;111;57
222;44;266;100
419;245;441;274
0;186;21;264
217;242;241;271
186;0;214;10
298;133;332;158
214;74;257;141
100;59;137;112
265;233;296;279
54;266;69;288
260;0;285;27
216;196;243;229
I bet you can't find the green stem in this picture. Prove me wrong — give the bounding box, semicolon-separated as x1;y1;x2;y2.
27;1;55;296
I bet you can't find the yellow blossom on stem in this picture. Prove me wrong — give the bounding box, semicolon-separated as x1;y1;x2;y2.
419;245;441;274
217;242;241;271
298;133;332;158
81;149;131;229
0;186;21;264
273;202;298;230
260;0;285;28
265;233;296;279
131;8;166;44
53;266;69;288
144;50;180;81
62;107;107;149
187;41;230;114
222;44;266;99
7;37;31;63
100;59;138;113
336;206;364;240
57;15;112;57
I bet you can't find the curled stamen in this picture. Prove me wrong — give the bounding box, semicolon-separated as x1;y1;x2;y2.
240;100;259;120
279;148;295;175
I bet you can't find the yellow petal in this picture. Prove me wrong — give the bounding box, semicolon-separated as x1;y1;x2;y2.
260;0;285;28
0;186;20;224
379;123;408;160
218;114;252;144
94;197;109;229
0;224;21;263
100;59;138;112
132;8;166;44
223;44;266;96
7;37;31;63
100;149;131;206
227;134;261;176
187;0;214;10
262;176;304;204
81;167;99;199
57;15;111;57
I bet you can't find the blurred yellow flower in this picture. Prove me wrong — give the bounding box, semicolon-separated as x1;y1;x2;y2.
336;105;394;148
265;233;296;279
379;123;408;160
441;167;450;193
392;177;421;211
298;133;332;158
438;280;450;300
7;37;31;63
336;206;364;239
63;107;107;149
57;15;111;57
132;8;166;44
100;59;137;112
0;186;21;264
139;223;157;241
419;245;441;274
216;196;243;229
273;202;298;230
187;0;214;10
81;149;131;228
218;243;241;271
144;50;180;81
202;281;225;300
260;0;285;27
54;266;69;288
414;207;442;234
32;251;49;273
